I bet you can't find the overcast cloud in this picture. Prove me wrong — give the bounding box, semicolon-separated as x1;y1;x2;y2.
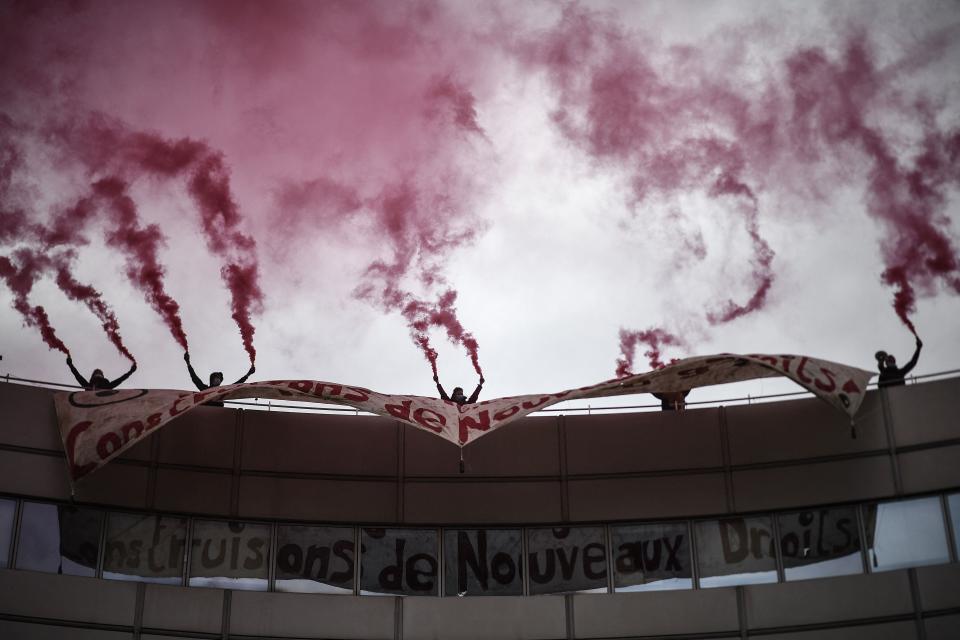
1;0;958;409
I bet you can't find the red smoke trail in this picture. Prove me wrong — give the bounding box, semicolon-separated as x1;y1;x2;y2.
784;40;960;336
186;153;262;364
521;6;777;339
616;327;683;377
89;128;263;363
404;289;483;376
52;253;135;363
42;122;264;362
0;249;69;354
354;178;485;377
91;177;189;351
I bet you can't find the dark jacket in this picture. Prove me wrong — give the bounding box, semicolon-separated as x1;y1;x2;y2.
186;361;254;408
437;381;483;405
878;344;921;388
68;360;135;391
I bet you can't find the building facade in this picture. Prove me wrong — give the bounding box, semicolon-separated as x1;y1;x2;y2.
1;378;959;639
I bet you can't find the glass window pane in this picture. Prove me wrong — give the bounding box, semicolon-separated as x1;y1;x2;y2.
275;525;355;594
360;528;438;596
949;494;960;559
864;497;950;572
444;529;523;596
696;516;777;588
188;520;270;590
779;507;862;581
0;499;15;569
15;502;102;577
612;522;692;592
103;513;187;584
527;527;607;595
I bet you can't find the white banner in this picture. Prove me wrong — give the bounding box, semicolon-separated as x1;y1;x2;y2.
55;353;873;482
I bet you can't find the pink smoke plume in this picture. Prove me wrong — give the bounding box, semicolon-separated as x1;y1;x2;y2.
616;327;683;377
520;6;959;364
406;289;483;377
90;177;189;351
0;249;69;355
354;176;485;378
52;253;135;363
520;6;777;340
50;122;264;363
783;40;960;336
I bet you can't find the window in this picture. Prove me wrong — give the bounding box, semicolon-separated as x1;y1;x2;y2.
360;528;438;596
188;520;270;590
611;522;692;591
444;528;523;596
103;513;187;584
527;527;607;594
696;516;777;588
275;525;355;594
15;502;102;577
864;497;949;572
0;499;15;568
778;507;862;581
949;494;960;559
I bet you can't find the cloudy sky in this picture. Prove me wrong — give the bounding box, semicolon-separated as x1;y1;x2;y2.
1;0;958;408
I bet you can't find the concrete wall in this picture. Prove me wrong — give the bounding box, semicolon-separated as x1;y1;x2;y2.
2;378;960;639
1;380;957;524
1;565;959;638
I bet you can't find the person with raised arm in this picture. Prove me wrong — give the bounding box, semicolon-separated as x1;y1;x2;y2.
435;374;484;405
877;336;923;388
66;356;136;390
184;351;255;391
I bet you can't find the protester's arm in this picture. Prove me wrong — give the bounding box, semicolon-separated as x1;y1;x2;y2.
901;338;923;376
467;376;485;404
184;352;207;390
234;364;256;385
434;374;449;401
66;356;88;388
109;362;137;389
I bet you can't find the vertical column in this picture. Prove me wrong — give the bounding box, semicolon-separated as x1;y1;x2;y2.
146;433;160;510
6;498;20;568
393;596;403;640
879;390;904;496
719;407;736;513
396;422;406;524
229;409;245;517
942;494;958;564
736;586;748;639
564;593;575;640
907;568;927;640
132;582;145;640
558;415;570;523
220;590;232;640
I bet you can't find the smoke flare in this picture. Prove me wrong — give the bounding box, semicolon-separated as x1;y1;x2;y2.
616;327;683;377
52;253;135;363
92;177;189;351
784;41;960;335
0;249;69;354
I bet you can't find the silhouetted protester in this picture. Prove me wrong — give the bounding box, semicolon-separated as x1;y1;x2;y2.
877;337;923;388
66;356;136;390
184;351;255;391
435;374;484;405
653;390;690;411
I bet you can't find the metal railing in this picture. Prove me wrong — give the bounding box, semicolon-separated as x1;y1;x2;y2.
3;368;959;417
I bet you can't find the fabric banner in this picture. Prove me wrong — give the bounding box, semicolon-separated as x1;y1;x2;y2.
54;353;873;483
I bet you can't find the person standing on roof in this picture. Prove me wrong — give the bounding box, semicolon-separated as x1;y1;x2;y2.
184;352;254;390
877;336;923;388
435;374;484;405
66;356;136;390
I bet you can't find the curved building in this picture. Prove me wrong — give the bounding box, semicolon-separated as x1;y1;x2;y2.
1;377;959;639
